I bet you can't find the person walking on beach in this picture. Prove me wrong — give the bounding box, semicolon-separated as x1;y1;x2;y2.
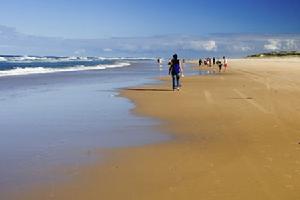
216;59;222;72
199;58;202;66
169;54;182;91
213;57;216;65
223;56;228;71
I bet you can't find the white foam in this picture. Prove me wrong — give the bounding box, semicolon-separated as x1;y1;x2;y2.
0;55;155;63
0;56;93;63
0;62;130;77
18;56;41;61
0;57;8;61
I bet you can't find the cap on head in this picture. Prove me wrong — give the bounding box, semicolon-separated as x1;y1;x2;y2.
173;54;178;59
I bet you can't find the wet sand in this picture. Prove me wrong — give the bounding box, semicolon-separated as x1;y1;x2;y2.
0;61;170;199
17;58;300;199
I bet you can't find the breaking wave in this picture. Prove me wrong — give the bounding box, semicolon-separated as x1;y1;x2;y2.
0;62;130;77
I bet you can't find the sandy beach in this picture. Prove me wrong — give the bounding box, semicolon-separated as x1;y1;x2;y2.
16;58;300;200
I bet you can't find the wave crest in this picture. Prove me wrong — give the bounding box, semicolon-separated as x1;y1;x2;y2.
0;62;130;77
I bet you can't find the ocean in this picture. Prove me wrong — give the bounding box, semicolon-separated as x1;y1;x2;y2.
0;55;152;77
0;55;176;197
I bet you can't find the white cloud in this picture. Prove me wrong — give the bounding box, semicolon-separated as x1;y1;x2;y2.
264;39;299;51
231;44;252;52
1;25;300;57
203;40;217;51
103;48;113;52
182;40;217;51
119;43;138;51
285;39;298;50
74;49;86;55
264;39;281;50
0;44;15;48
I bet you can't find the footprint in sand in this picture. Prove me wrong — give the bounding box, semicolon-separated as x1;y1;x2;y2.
204;90;214;104
265;157;273;162
169;186;176;192
285;185;294;190
169;166;177;173
263;165;271;169
294;169;300;175
283;153;291;158
284;174;292;179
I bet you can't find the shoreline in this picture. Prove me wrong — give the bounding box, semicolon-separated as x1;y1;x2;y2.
13;58;300;199
0;61;171;199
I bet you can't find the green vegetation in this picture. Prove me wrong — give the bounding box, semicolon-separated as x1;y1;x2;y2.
247;51;300;58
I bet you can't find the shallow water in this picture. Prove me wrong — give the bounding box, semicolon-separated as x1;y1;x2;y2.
0;61;173;196
0;60;201;197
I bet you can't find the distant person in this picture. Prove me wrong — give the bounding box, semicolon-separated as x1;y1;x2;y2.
180;59;185;77
208;58;211;67
223;56;228;71
168;59;171;65
157;57;162;64
213;57;216;65
216;60;222;72
199;59;202;66
169;54;181;91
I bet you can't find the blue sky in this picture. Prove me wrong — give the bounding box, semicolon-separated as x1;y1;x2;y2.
0;0;300;57
1;0;300;38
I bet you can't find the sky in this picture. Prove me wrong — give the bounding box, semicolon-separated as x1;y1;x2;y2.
0;0;300;57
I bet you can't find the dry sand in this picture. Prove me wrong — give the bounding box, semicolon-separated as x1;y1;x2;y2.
18;58;300;200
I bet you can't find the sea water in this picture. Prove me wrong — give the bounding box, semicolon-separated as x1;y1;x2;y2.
0;56;176;196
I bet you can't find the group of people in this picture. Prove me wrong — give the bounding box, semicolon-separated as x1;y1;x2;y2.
164;54;228;91
199;56;228;72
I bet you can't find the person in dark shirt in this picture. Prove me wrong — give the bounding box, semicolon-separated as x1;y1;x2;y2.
216;59;223;72
169;54;182;91
199;59;202;66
